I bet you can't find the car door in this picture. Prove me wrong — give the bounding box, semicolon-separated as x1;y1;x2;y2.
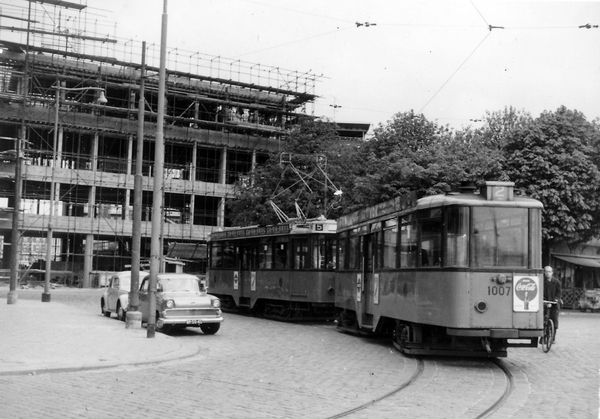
107;275;119;312
138;278;150;321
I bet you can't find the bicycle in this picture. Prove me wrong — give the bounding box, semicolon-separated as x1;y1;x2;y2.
541;300;557;353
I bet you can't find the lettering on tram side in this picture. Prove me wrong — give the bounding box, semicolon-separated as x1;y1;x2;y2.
211;224;292;240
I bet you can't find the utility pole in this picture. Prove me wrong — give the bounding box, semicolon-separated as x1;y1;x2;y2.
8;1;32;305
126;41;146;329
148;0;168;338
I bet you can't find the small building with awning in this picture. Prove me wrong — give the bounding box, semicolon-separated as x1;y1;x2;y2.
550;239;600;309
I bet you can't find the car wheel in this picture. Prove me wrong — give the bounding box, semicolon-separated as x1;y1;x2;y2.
101;299;111;317
116;302;126;321
200;323;220;335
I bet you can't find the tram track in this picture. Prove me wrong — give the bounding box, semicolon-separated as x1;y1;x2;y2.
325;357;425;419
324;355;515;419
474;359;515;419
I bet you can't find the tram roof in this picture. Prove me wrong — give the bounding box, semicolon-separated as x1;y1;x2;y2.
417;191;544;210
337;181;543;230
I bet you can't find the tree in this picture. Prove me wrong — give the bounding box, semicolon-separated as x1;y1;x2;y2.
226;118;351;226
502;106;600;248
347;111;503;210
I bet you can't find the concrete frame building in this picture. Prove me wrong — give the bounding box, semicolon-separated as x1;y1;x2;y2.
0;1;320;287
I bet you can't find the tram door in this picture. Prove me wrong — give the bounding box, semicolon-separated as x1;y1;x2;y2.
361;234;375;317
237;244;256;307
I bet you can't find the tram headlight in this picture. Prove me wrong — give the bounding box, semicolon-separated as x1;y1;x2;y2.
491;274;508;285
475;300;488;313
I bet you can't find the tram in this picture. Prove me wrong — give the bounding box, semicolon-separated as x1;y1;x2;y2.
335;181;544;357
207;217;338;321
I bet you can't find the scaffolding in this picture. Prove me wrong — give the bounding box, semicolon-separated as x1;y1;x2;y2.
0;0;322;286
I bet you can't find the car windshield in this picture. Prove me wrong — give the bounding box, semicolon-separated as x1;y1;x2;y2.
158;278;200;293
119;278;131;291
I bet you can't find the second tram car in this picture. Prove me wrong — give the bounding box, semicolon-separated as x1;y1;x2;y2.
207;217;337;321
335;181;544;357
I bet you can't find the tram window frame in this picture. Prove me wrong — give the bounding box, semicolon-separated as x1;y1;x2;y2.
400;215;418;268
238;242;259;271
274;237;289;269
313;236;336;270
348;226;367;270
530;208;542;269
471;207;529;268
445;206;469;267
370;222;383;269
259;238;274;269
209;242;220;269
419;208;443;267
221;242;236;269
337;231;347;270
292;238;310;270
382;218;398;269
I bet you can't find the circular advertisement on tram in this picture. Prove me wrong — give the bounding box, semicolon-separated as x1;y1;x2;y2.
513;275;539;312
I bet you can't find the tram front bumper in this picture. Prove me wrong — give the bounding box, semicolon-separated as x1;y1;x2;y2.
447;328;543;338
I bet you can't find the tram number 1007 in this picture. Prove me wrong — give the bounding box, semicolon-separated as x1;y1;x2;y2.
487;285;511;296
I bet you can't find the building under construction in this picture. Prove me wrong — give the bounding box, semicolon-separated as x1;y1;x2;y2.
0;1;321;287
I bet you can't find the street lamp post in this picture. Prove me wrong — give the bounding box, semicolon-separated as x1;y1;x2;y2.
42;84;107;302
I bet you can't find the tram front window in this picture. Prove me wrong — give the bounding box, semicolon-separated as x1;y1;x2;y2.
472;207;529;267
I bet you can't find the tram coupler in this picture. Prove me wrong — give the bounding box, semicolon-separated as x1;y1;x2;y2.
481;337;492;354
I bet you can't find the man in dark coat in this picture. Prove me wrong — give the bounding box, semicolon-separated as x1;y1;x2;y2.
543;266;562;343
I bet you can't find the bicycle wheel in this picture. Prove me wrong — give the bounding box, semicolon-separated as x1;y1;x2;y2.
542;319;554;353
546;319;555;351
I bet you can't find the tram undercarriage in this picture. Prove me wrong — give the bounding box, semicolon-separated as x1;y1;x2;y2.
213;295;336;322
336;311;532;358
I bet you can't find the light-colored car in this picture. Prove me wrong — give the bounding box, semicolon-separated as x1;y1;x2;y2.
101;271;149;321
139;273;223;334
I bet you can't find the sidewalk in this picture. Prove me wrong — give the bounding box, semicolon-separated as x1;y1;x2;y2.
0;296;200;376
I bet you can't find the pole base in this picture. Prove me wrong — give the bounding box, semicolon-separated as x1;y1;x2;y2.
125;311;142;329
147;325;155;338
7;291;18;304
41;292;51;302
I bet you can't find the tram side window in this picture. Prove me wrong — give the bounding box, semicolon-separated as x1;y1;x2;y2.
222;243;236;269
370;222;382;270
400;219;417;268
445;206;469;267
274;238;289;269
259;238;273;269
337;232;347;270
293;238;309;270
383;219;398;268
313;237;336;270
420;209;442;267
209;243;220;269
472;207;528;267
240;244;259;270
348;228;362;270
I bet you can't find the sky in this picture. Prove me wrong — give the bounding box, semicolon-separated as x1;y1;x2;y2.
30;0;600;131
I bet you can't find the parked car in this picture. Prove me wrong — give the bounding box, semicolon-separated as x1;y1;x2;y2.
139;273;223;334
578;289;600;312
101;271;149;321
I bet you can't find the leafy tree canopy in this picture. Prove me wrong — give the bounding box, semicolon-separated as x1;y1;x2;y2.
502;106;600;246
347;111;503;209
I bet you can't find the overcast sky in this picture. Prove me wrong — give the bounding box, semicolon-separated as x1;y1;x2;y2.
88;1;600;130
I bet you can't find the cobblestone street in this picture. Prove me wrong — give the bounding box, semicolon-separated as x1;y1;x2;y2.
1;289;599;418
